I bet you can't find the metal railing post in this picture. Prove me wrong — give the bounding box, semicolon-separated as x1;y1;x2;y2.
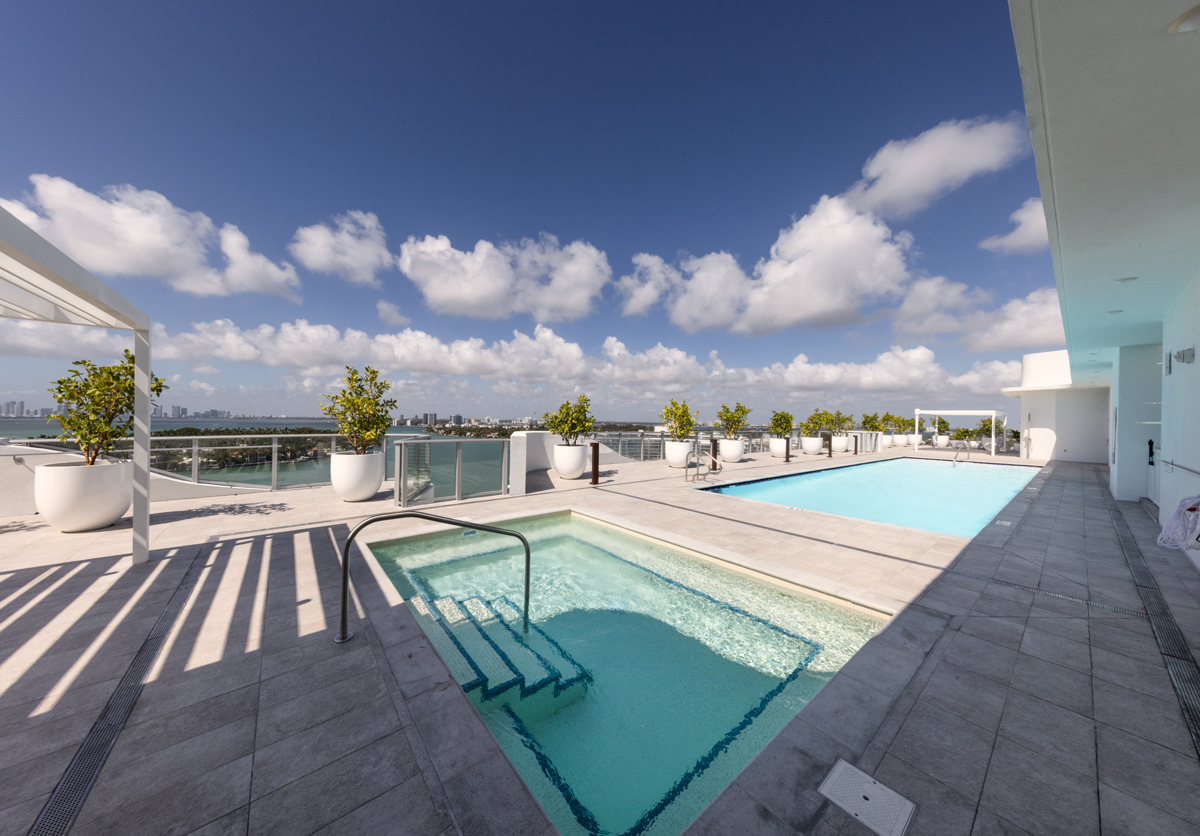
271;437;279;489
501;439;510;495
639;431;645;461
191;439;199;482
394;441;402;506
399;442;409;507
454;442;463;502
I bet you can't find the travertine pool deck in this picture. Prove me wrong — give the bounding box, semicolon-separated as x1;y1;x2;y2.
2;450;1197;835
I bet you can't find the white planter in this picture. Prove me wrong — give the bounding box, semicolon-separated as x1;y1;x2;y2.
35;460;132;532
880;435;893;448
830;436;849;453
968;440;980;449
330;451;384;501
935;434;950;448
800;436;823;454
718;438;745;463
769;438;790;457
664;440;692;468
552;444;588;480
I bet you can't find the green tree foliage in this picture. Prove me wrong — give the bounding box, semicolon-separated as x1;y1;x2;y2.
828;409;854;436
542;394;595;446
48;349;167;465
935;416;951;434
716;402;752;439
660;399;698;442
952;427;973;440
769;410;794;438
800;408;829;437
321;366;397;455
860;413;883;432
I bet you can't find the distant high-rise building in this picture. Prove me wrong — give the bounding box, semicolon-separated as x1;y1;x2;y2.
450;414;463;426
171;404;181;418
423;412;437;426
15;401;24;417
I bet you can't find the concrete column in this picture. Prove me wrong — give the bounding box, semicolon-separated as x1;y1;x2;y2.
132;328;151;564
1110;343;1162;502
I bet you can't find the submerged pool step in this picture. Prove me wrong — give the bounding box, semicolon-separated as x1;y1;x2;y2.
460;598;559;698
408;595;483;691
490;596;593;697
430;597;523;699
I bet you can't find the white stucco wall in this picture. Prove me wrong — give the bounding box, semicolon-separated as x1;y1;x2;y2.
1161;272;1200;525
1020;388;1109;463
1109;344;1163;502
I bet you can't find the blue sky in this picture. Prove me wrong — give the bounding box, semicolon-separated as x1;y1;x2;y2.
0;1;1064;422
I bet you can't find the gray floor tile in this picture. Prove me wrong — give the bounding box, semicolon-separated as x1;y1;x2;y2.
998;690;1095;778
311;772;452;836
1019;625;1092;674
970;807;1033;835
1099;783;1200;836
872;753;978;836
1090;646;1176;702
1093;678;1194;756
942;631;1018;685
682;782;797;836
918;660;1007;732
888;700;994;801
795;669;895;752
1097;723;1200;827
980;737;1099;836
958;616;1025;650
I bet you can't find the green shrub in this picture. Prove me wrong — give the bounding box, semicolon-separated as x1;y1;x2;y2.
660;399;698;442
48;349;167;465
860;412;883;432
716;402;752;439
769;410;794;438
800;408;829;437
321;366;397;454
543;394;595;446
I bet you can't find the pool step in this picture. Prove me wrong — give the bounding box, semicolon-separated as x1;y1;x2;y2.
409;594;591;716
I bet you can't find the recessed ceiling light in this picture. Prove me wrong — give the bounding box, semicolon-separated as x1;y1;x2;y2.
1107;309;1124;314
1113;276;1138;283
1170;5;1200;33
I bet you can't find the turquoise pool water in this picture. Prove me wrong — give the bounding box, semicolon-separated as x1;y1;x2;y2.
373;514;882;836
709;458;1038;537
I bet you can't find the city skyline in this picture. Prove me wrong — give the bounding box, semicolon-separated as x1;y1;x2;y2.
0;3;1061;421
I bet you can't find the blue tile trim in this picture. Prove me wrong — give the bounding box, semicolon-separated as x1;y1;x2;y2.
462;598;561;698
496;594;594;695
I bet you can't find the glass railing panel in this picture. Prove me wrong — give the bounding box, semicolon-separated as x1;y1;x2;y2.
195;443;274;487
276;436;334;487
401;441;433;504
461;440;506;498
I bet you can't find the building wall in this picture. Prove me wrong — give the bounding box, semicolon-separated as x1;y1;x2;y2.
1020;387;1108;463
1161;272;1200;522
1110;344;1163;502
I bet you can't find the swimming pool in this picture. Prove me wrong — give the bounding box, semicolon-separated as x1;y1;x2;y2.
708;457;1039;537
372;513;882;836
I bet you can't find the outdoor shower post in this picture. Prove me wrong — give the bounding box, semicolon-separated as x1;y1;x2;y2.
785;436;790;463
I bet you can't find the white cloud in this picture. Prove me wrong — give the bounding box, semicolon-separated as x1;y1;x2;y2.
2;175;301;301
949;360;1022;393
979;197;1049;254
617;196;911;335
962;287;1065;352
288;211;396;288
0;320;130;359
892;276;991;339
192;363;220;375
376;300;410;326
843;117;1028;218
397;233;611;321
190;380;215;395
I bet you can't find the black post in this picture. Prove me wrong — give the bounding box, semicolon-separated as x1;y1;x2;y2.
710;437;718;464
785;436;790;463
854;435;859;455
828;435;832;458
590;442;599;485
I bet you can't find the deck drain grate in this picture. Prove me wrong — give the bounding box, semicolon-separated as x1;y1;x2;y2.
28;544;211;836
818;759;916;836
944;569;1148;618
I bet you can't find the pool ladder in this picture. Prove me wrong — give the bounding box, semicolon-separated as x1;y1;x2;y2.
333;510;532;644
685;448;723;483
951;440;972;465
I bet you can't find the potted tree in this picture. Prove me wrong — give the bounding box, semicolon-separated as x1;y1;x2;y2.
769;410;793;457
660;399;697;468
36;350;167;532
828;409;854;452
934;416;951;448
799;408;826;454
322;366;397;501
542;394;595;479
879;412;898;447
716;402;751;462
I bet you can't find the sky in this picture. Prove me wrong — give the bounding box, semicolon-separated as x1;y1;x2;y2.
0;1;1065;423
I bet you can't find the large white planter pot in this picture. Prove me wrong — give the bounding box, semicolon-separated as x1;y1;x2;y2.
35;460;132;532
968;440;980;449
830;436;849;453
552;444;588;480
718;438;745;463
330;451;384;501
880;435;893;448
935;435;950;448
769;438;789;457
664;440;692;468
800;436;823;455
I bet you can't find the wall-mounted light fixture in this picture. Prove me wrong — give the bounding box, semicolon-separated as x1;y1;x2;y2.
1174;347;1195;364
1170;5;1200;33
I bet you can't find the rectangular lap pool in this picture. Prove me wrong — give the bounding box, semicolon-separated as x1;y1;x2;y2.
707;457;1039;537
372;513;882;836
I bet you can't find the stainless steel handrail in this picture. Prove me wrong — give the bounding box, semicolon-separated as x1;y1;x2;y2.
1163;459;1200;479
335;510;532;644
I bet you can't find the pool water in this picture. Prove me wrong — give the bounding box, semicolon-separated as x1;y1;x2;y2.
373;514;882;836
708;458;1038;537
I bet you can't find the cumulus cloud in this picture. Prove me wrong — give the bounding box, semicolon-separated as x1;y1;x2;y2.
949;360;1022;393
288;211;396;287
397;233;611;321
376;300;410;326
190;380;215;395
843;117;1028;218
1;175;301;301
617;196;911;335
0;320;130;359
891;276;991;339
962;287;1065;352
979;197;1049;254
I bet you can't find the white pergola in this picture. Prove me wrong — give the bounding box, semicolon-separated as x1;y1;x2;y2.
912;409;1007;458
0;206;153;563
